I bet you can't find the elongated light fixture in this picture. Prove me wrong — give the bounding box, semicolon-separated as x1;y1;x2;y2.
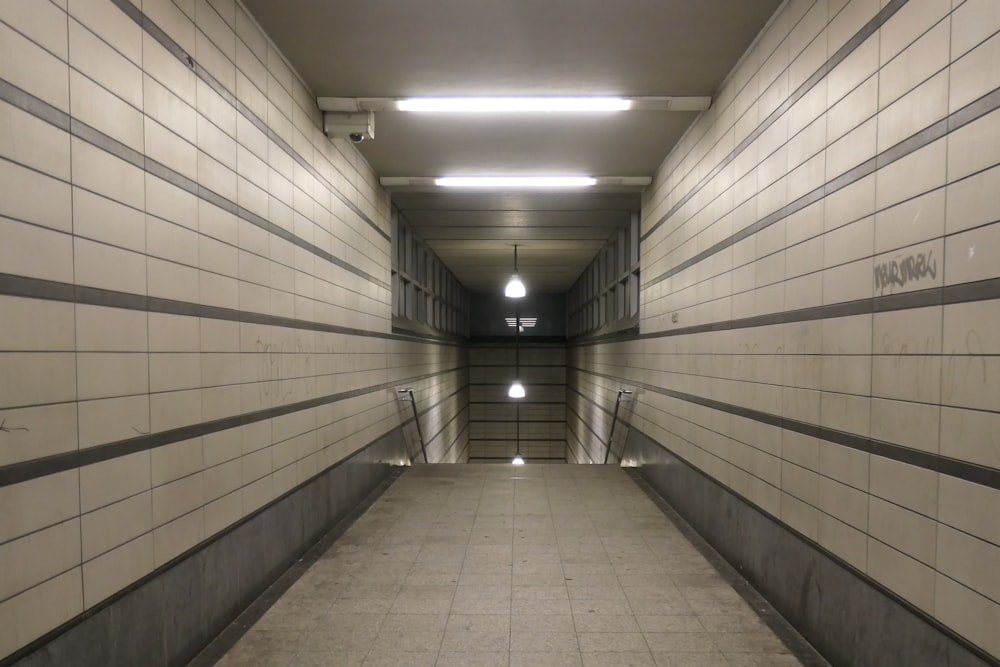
508;259;526;401
436;176;596;188
397;97;631;113
510;294;525;465
505;245;526;298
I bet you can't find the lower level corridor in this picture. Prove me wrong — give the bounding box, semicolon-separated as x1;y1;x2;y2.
211;465;823;667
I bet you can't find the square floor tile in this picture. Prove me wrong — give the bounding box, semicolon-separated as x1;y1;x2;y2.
578;632;649;652
216;467;809;667
511;630;580;652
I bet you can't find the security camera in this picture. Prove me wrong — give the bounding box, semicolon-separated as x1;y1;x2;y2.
323;111;374;143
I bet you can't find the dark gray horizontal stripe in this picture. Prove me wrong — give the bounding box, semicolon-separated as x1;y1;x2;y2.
634;276;1000;338
0;79;69;132
641;0;907;243
471;438;567;443
109;0;389;243
472;419;566;424
436;420;472;464
565;421;592;451
567;278;640;319
571;276;1000;347
564;419;595;464
469;378;564;387
565;384;615;420
571;366;1000;492
570;325;640;345
414;385;469;422
413;385;469;443
0;77;389;292
113;0;186;66
468;457;567;461
400;408;468;464
565;442;585;464
425;413;469;456
622;440;1000;667
470;383;567;388
564;387;615;451
469;337;568;345
470;401;566;405
0;367;463;488
645;84;1000;289
391;325;467;345
471;366;568;370
0;430;401;667
0;272;463;347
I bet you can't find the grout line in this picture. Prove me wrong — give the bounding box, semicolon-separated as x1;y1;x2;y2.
862;4;883;578
0;74;389;291
627;468;832;666
0;366;461;488
642;0;909;244
626;429;1000;666
570;365;1000;491
932;5;957;624
185;466;405;667
109;0;389;243
642;86;1000;293
576;275;1000;346
63;0;87;617
0;431;407;667
140;23;157;615
0;271;457;346
0;157;386;315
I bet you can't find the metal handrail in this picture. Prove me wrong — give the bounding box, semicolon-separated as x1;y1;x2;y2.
603;389;633;464
398;388;428;463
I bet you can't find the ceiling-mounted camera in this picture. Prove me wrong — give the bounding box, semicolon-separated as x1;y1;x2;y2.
323;111;374;143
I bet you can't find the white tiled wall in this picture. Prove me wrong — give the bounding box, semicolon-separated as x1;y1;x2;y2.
0;0;466;659
571;0;1000;659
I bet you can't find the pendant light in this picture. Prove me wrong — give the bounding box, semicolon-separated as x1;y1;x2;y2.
505;245;526;298
509;296;525;465
508;298;525;400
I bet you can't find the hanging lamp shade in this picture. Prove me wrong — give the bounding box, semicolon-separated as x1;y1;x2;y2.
511;454;525;465
504;275;526;298
505;245;526;298
508;381;526;399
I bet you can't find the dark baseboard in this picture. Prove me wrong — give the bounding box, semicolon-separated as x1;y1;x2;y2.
8;429;409;667
623;427;999;667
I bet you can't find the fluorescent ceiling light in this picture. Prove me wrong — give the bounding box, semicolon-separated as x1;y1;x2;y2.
436;176;596;188
381;175;651;188
505;317;537;328
320;96;711;113
397;97;631;113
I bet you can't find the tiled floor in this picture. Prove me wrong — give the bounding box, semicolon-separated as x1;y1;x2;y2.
215;464;809;666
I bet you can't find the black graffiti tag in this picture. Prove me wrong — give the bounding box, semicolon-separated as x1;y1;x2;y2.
873;250;937;293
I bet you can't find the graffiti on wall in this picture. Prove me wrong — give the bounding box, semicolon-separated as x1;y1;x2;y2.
874;249;937;294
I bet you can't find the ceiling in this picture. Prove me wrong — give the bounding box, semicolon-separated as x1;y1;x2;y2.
242;0;783;295
393;190;638;292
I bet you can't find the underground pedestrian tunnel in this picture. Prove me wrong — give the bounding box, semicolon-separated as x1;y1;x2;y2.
1;0;999;665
